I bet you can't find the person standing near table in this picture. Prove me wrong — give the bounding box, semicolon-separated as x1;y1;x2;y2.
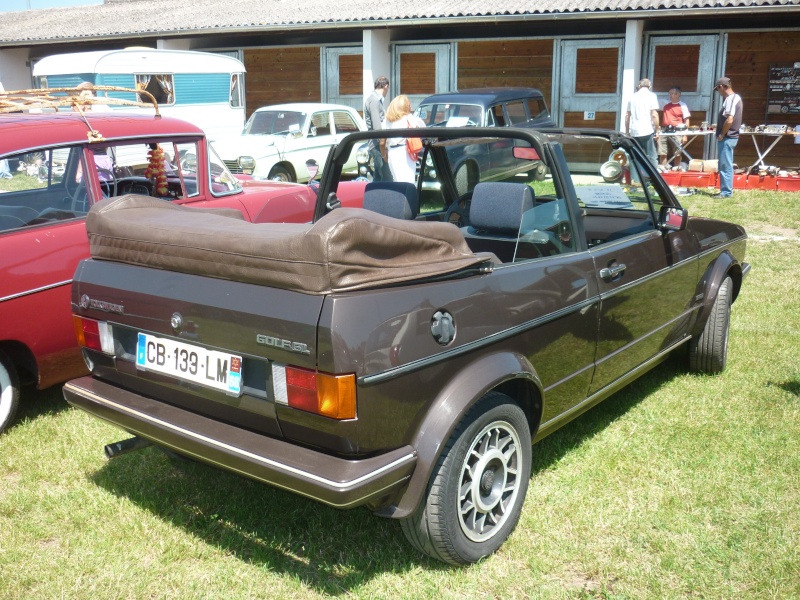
714;77;743;199
625;78;660;167
364;76;392;181
658;87;691;169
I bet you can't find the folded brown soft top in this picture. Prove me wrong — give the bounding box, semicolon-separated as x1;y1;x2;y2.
86;194;490;295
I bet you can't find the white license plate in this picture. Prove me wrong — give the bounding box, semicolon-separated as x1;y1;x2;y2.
136;333;242;395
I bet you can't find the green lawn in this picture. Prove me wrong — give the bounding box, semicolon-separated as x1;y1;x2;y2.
1;188;799;599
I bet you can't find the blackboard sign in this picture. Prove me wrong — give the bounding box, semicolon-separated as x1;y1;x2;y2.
767;63;800;119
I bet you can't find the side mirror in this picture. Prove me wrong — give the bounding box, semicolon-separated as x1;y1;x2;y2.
659;205;688;232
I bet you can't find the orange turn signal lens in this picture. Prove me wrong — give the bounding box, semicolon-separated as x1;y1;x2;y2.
73;315;101;350
72;315;114;354
316;372;356;420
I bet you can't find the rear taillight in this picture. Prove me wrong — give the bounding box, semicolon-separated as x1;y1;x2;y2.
272;364;356;420
73;316;114;354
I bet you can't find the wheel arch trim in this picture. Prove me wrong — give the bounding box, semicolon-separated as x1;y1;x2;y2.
269;161;296;181
691;249;743;338
376;350;542;519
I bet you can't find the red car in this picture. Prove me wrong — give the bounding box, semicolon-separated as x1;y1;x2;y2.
0;99;365;433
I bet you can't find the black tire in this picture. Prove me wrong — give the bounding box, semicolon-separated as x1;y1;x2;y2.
531;161;548;181
0;349;21;434
401;391;531;565
268;165;294;183
689;275;732;373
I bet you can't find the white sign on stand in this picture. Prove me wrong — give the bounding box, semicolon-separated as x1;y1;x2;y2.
577;185;635;209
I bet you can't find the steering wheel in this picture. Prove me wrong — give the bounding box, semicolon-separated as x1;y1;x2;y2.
444;199;470;227
115;177;153;197
96;167;118;198
66;185;89;213
61;177;89;213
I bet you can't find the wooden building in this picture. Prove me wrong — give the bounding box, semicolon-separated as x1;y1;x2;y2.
0;0;799;168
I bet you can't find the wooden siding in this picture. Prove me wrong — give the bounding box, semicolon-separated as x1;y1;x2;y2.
457;40;553;101
690;110;708;127
400;52;436;95
564;111;617;129
338;54;362;96
724;32;800;170
243;47;321;118
653;45;701;93
575;48;619;94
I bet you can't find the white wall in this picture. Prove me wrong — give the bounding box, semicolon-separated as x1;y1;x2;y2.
0;48;33;90
362;29;392;99
157;39;192;51
620;19;645;128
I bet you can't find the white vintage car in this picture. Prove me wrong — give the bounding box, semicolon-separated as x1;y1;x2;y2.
214;103;366;183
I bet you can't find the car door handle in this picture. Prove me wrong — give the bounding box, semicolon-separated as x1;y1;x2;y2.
599;263;627;282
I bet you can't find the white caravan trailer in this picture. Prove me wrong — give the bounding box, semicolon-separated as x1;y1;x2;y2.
33;48;246;140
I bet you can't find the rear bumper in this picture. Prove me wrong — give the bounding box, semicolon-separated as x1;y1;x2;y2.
64;376;417;510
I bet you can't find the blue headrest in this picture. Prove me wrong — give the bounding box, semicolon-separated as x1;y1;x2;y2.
469;182;535;233
363;181;419;220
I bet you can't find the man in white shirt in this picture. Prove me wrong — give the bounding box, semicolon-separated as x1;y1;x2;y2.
625;78;660;166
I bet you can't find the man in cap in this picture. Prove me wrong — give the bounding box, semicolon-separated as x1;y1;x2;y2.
625;78;660;166
713;76;743;198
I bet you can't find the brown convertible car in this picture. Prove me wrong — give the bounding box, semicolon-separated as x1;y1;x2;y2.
64;127;748;565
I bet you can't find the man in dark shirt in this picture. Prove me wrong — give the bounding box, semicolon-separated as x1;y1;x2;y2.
714;77;743;198
364;76;392;181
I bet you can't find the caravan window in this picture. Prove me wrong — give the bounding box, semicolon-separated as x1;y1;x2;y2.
230;74;243;108
136;74;175;106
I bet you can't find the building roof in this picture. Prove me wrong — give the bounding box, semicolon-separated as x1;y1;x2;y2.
0;0;798;46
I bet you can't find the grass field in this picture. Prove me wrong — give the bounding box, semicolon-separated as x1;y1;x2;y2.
1;189;799;599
